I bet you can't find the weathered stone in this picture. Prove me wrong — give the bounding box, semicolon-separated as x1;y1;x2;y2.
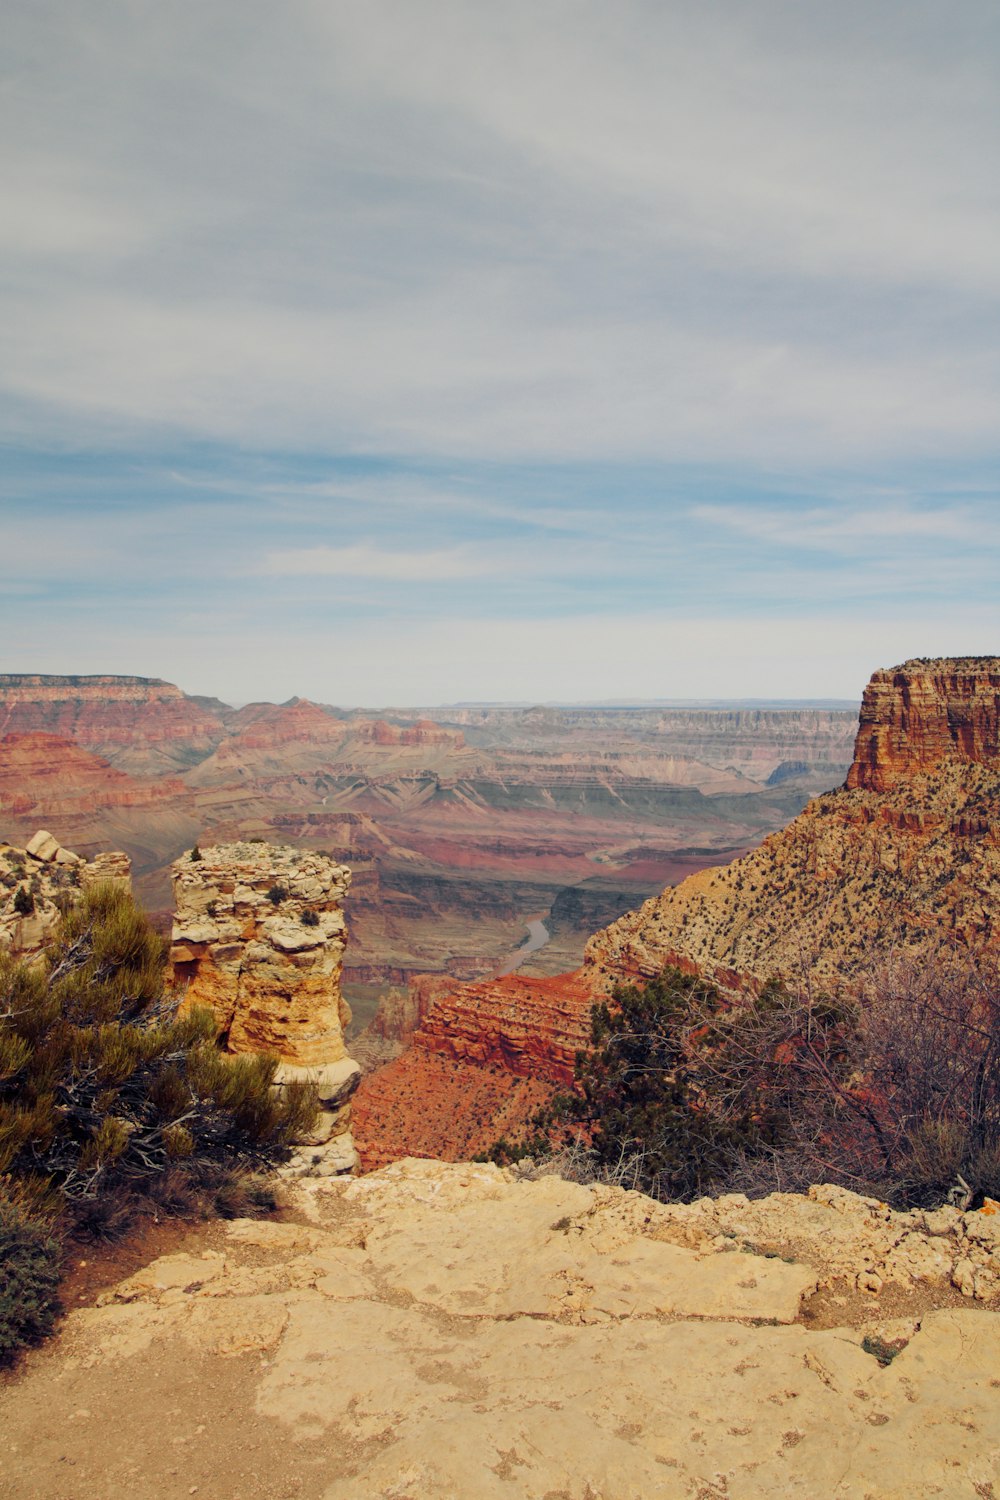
167;841;353;1068
0;835;132;962
26;829;61;861
8;1159;1000;1500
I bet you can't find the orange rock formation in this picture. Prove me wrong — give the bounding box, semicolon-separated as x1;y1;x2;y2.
352;970;597;1166
847;657;1000;792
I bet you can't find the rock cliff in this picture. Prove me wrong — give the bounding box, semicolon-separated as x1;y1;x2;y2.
352;971;597;1167
586;657;1000;987
5;1159;1000;1498
0;674;225;774
848;657;1000;791
0;732;187;818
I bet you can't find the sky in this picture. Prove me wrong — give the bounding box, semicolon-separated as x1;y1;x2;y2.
2;0;998;707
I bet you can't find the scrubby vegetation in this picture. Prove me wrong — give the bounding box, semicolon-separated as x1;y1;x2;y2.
0;882;317;1362
488;956;1000;1210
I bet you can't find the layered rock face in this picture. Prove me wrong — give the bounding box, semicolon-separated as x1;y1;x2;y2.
0;830;131;961
7;1159;1000;1498
0;674;224;773
0;732;186;817
168;842;352;1066
352;970;597;1167
848;657;1000;791
587;657;1000;987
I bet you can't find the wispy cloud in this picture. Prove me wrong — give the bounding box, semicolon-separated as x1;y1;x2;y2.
1;2;997;465
261;543;490;581
691;501;999;553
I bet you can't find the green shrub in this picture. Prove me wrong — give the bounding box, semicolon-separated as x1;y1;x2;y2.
0;1193;62;1364
12;886;34;917
267;884;289;906
300;909;320;927
0;884;316;1234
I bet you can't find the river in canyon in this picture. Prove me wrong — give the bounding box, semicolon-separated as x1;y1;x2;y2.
497;916;551;975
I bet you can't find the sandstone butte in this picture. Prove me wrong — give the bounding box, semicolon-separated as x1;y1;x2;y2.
167;840;362;1175
5;1159;1000;1499
353;657;1000;1167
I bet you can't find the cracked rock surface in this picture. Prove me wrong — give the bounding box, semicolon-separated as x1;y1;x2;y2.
3;1160;1000;1499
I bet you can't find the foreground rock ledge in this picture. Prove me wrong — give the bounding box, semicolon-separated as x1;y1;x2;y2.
4;1161;1000;1500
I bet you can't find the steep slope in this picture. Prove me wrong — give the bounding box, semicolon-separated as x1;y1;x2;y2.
587;657;1000;987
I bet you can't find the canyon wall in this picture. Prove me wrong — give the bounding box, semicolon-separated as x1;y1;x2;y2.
587;657;1000;988
0;674;225;773
847;657;1000;792
351;970;597;1167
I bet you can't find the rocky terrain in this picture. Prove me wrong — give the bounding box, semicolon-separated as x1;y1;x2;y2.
0;674;856;1009
168;841;361;1175
353;656;1000;1168
0;830;131;961
587;658;1000;988
3;1159;1000;1498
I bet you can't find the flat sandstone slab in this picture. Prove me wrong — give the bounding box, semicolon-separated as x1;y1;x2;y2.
2;1159;999;1500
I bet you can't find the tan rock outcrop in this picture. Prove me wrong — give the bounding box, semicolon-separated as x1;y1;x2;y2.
168;841;360;1174
168;841;352;1067
6;1159;1000;1498
0;831;131;962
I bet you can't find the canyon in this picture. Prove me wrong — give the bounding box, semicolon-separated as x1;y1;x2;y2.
0;675;856;1029
353;657;1000;1166
587;657;1000;988
4;661;1000;1497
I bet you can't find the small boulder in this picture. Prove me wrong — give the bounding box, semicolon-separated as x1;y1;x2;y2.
26;830;61;862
